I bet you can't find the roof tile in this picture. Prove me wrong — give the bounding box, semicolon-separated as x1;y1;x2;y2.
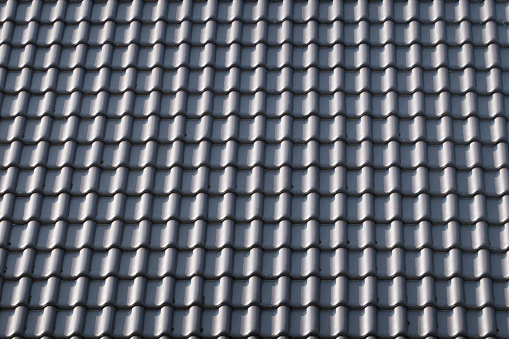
2;0;509;337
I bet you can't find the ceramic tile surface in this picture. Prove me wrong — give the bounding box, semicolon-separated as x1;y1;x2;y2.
1;0;509;338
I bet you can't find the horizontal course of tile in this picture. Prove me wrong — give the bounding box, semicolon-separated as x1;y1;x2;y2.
1;0;509;338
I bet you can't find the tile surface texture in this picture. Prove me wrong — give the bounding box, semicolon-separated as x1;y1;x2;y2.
1;0;509;338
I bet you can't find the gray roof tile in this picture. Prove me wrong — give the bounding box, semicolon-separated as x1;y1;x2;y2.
1;0;509;338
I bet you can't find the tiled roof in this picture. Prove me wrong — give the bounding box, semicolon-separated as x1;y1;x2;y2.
1;0;509;338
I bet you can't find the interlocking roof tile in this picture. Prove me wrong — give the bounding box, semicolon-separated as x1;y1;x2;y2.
1;0;509;338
